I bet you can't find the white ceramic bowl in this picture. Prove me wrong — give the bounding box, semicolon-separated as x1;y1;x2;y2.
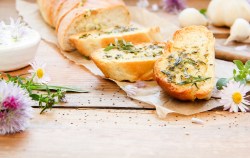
0;30;41;72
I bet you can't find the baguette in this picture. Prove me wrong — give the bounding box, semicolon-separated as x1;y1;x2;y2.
54;0;123;30
52;0;67;27
57;4;130;51
91;40;165;82
54;0;82;29
37;0;57;26
38;0;126;28
69;26;163;57
154;26;215;101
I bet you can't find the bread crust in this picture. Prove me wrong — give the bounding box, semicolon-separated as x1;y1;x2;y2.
37;0;57;27
154;26;215;101
93;59;156;82
54;0;82;30
69;27;162;57
52;0;67;27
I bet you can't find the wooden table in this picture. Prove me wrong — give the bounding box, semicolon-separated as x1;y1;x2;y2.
1;0;250;158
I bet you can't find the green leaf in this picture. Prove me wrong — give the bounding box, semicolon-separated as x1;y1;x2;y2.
30;94;40;101
234;75;242;82
233;60;244;70
216;78;229;90
245;60;250;69
199;9;207;15
240;79;247;85
104;45;115;51
233;69;236;75
30;84;88;93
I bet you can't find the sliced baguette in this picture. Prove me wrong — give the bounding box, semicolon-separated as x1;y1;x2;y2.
91;41;165;82
37;0;125;28
37;0;57;27
54;0;82;30
154;26;215;101
57;4;130;51
69;26;163;57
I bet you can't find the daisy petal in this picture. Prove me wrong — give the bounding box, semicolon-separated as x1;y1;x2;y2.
233;104;239;113
238;104;247;112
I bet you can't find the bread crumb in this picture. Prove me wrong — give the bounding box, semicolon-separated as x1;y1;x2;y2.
191;117;205;125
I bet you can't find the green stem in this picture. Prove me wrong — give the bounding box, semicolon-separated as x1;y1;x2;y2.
30;84;88;93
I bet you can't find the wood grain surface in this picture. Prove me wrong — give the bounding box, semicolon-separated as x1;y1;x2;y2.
216;39;250;63
1;0;250;158
1;108;250;158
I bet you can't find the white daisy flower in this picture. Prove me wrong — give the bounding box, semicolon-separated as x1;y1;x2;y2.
220;81;250;113
28;61;50;84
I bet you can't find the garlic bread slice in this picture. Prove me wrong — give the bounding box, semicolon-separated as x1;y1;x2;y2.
91;40;165;82
154;26;215;101
70;26;162;57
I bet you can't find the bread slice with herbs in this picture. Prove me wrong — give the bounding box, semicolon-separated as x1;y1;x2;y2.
57;4;130;51
91;40;166;82
154;26;215;101
69;26;163;57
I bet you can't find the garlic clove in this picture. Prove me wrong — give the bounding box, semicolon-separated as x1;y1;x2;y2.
207;0;250;27
224;18;250;45
178;8;208;28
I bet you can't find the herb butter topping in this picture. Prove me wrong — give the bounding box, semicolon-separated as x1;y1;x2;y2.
102;40;164;60
161;47;211;88
79;26;139;39
104;26;138;34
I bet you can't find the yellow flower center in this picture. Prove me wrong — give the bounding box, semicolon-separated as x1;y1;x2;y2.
232;92;243;104
36;68;44;79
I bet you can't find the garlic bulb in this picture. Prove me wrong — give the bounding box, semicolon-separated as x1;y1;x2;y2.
178;8;208;28
225;18;250;45
207;0;250;27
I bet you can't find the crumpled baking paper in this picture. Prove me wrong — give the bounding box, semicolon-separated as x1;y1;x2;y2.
16;0;236;117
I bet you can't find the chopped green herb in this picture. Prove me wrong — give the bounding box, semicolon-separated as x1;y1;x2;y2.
176;76;211;88
79;34;90;39
199;9;207;15
103;40;138;54
104;44;115;51
174;57;182;66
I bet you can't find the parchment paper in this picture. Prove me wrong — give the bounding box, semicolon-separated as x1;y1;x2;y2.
16;0;236;117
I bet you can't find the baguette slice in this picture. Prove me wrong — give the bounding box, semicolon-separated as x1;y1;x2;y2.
54;0;81;29
91;40;166;82
69;26;163;57
37;0;57;27
54;0;122;30
57;4;130;51
52;0;67;27
154;26;215;101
